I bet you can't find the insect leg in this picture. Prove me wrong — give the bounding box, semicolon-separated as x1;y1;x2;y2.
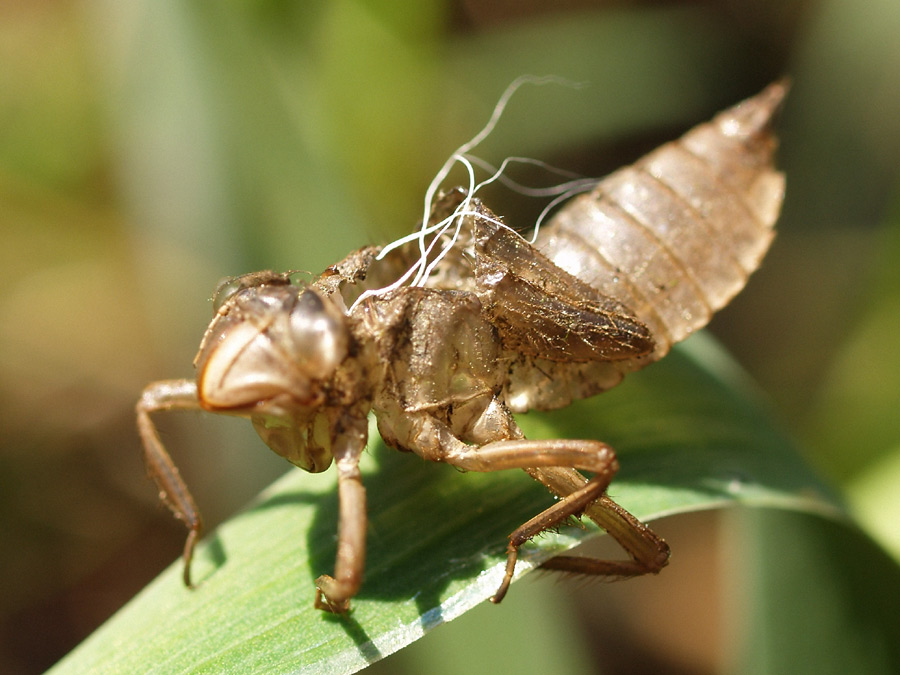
136;379;204;587
526;466;670;580
399;416;629;602
491;460;616;604
313;415;368;613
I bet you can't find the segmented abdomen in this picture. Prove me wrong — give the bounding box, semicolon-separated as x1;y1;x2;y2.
536;82;786;359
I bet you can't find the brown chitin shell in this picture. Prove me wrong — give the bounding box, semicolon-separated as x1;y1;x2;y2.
503;82;787;412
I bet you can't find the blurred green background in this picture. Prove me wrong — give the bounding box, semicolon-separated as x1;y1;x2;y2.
2;0;899;673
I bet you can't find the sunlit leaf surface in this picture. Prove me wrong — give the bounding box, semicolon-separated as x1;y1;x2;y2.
50;334;844;674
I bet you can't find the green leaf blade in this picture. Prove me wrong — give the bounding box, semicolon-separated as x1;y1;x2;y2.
50;334;843;674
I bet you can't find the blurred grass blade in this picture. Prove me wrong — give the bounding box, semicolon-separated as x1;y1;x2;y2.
51;334;845;674
725;509;900;675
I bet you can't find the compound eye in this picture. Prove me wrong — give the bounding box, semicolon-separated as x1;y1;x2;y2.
289;289;349;379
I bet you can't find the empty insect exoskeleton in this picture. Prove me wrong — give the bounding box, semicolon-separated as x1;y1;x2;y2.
137;82;787;613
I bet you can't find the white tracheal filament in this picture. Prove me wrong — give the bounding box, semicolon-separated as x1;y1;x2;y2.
349;75;595;312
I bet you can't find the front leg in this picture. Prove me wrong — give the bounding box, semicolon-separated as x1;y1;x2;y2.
313;415;369;613
136;379;205;587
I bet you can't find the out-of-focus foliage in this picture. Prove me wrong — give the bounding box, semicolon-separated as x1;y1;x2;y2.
2;0;899;673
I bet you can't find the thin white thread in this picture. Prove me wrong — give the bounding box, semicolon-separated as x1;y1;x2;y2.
410;154;478;287
466;155;584;197
527;179;597;243
350;75;589;311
